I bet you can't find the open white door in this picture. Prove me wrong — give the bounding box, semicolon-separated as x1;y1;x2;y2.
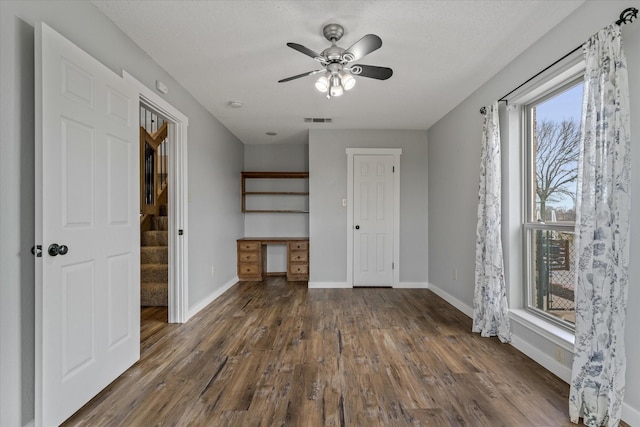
35;23;140;426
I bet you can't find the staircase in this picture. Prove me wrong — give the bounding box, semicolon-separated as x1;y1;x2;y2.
141;212;168;306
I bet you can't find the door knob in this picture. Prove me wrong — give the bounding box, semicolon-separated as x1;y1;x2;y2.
355;225;360;230
48;243;69;256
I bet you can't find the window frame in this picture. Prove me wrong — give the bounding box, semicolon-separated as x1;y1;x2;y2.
521;74;584;332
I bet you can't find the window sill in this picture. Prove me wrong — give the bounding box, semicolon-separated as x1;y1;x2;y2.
509;308;575;352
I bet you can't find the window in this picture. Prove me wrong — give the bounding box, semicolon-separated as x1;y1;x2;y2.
523;77;583;329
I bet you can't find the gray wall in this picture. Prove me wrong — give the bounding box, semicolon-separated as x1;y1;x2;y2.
0;1;244;425
243;144;309;271
309;129;428;285
427;0;640;420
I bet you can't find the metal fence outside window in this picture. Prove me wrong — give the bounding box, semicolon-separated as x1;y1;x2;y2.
532;229;576;323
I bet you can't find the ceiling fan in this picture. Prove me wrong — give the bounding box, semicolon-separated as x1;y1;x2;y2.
278;23;393;99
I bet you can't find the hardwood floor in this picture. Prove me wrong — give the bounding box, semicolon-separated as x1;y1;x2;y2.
62;277;616;426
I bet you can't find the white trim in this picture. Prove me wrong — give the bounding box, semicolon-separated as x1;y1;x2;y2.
398;282;640;426
122;71;189;323
429;281;575;379
395;282;428;289
504;50;584;105
510;334;572;382
186;277;238;320
622;403;640;427
509;309;574;352
427;282;572;381
426;282;474;318
346;148;401;287
308;282;352;289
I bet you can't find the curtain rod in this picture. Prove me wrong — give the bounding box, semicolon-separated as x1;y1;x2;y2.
479;6;638;115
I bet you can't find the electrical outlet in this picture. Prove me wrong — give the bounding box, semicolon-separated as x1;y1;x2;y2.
554;347;565;364
342;198;348;207
211;266;215;276
453;269;458;281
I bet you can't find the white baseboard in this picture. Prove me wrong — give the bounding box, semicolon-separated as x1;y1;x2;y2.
623;402;640;427
511;335;639;426
427;282;639;426
395;282;428;289
426;282;473;317
186;276;238;320
427;282;572;380
308;282;351;289
510;334;572;382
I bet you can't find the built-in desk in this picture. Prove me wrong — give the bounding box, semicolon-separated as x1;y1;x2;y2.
237;237;309;282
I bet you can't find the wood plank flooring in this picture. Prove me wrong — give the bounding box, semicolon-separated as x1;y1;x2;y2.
62;277;617;426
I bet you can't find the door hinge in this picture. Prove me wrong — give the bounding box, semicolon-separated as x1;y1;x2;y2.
31;245;42;257
178;229;184;235
392;166;395;173
392;262;394;270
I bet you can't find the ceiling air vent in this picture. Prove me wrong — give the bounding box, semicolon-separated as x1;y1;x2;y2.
304;118;333;123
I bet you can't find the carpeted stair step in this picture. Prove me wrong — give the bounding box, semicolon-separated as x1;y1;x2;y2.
141;282;168;306
141;263;168;283
141;246;168;264
152;216;168;231
140;212;169;308
142;230;168;246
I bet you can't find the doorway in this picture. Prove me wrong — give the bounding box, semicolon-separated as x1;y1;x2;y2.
124;71;189;324
346;148;401;287
139;105;170;311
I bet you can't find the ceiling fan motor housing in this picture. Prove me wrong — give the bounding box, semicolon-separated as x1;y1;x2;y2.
322;46;345;62
323;23;344;42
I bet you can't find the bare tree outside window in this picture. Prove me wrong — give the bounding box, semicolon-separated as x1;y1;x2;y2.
526;81;583;326
534;117;581;222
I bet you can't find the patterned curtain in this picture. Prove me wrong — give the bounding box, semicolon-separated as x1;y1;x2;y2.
472;102;511;343
569;24;631;427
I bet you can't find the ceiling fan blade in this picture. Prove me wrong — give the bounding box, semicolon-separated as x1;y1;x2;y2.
278;70;324;83
350;64;393;80
286;43;324;61
342;34;382;62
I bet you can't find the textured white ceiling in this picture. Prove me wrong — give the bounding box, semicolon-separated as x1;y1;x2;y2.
92;0;584;145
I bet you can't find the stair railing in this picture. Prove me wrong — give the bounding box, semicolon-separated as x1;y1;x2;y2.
140;122;168;217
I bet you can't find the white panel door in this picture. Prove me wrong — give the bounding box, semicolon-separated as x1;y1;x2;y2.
353;155;394;286
35;22;140;426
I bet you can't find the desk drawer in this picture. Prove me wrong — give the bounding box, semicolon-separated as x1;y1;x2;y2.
238;263;260;276
239;252;259;263
289;251;308;263
238;241;260;251
288;264;308;276
288;241;309;251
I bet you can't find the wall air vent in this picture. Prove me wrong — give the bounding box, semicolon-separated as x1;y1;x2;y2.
304;118;333;123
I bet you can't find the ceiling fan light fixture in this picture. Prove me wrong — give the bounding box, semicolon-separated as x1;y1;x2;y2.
329;74;344;97
341;72;356;91
330;83;344;97
315;75;329;92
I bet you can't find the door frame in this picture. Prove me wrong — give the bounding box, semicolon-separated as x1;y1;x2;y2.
123;71;189;323
346;148;401;287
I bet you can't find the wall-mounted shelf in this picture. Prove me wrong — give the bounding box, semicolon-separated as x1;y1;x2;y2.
241;171;309;213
